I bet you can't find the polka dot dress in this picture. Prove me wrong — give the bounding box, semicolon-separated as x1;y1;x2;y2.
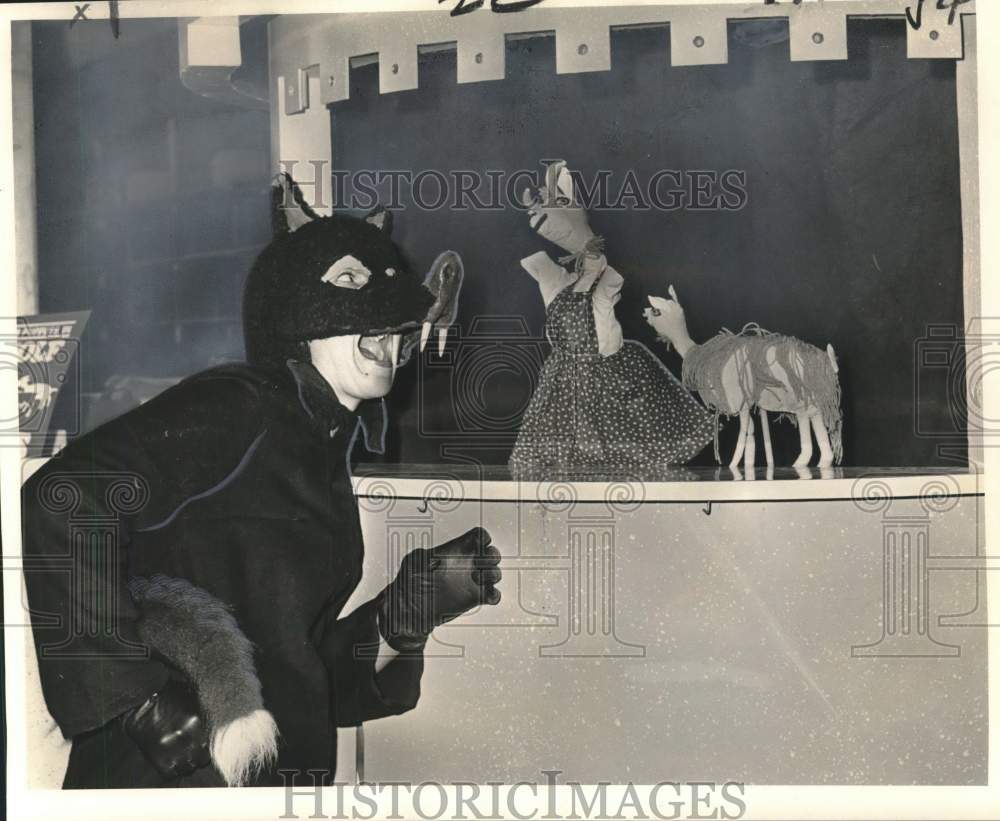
509;270;716;474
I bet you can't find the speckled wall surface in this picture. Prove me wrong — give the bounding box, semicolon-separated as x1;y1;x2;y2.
353;494;985;784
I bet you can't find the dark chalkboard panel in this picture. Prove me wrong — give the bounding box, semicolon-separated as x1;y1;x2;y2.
331;19;965;468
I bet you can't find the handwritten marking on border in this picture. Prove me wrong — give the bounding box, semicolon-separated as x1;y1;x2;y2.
907;0;973;31
441;0;545;17
69;4;89;27
68;1;121;38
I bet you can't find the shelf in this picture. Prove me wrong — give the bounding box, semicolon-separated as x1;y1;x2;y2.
351;464;981;504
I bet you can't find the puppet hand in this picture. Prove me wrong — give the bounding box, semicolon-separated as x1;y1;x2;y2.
377;527;502;652
644;291;689;343
579;251;609;277
522;161;595;254
121;676;212;780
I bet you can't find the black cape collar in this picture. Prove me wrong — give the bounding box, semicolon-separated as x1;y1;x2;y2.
285;359;387;454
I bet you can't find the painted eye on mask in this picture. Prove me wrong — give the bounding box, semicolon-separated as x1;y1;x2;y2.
321;255;372;290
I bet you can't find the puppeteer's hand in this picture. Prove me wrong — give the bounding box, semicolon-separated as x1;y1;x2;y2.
121;676;212;780
378;527;502;652
522;161;597;255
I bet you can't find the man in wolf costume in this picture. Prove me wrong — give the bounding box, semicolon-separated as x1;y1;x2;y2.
21;177;501;788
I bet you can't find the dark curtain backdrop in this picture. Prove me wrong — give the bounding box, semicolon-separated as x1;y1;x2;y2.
35;18;965;468
333;19;965;468
33;19;272;433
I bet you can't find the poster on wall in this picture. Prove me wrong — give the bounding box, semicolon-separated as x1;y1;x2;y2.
15;310;88;456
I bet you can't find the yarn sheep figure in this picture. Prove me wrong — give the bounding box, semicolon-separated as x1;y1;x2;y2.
644;286;843;469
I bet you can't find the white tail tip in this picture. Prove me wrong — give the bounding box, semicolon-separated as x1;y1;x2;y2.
437;328;448;357
420;322;432;353
211;709;279;787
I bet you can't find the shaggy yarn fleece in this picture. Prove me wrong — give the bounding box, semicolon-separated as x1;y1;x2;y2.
129;575;279;786
682;324;843;464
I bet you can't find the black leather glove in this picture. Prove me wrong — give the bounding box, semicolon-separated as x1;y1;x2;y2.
121;676;211;780
378;527;502;652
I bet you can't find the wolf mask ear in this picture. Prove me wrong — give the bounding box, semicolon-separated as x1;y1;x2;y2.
364;206;393;235
271;173;319;235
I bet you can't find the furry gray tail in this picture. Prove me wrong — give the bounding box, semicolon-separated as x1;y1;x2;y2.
129;575;279;786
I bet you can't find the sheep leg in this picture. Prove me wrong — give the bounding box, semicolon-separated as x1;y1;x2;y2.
729;404;750;469
744;412;756;474
811;412;835;467
792;411;813;467
759;407;774;467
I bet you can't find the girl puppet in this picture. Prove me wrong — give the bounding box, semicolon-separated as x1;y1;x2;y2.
509;161;716;475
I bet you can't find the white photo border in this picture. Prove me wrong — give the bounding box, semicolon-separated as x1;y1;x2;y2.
2;1;998;819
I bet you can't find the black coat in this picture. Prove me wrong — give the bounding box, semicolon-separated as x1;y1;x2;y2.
21;359;422;788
